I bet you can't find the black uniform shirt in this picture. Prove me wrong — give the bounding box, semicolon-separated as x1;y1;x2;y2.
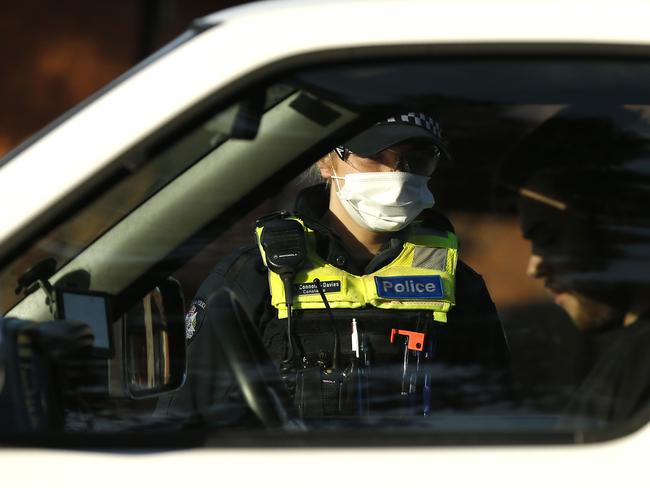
158;185;511;422
561;314;650;426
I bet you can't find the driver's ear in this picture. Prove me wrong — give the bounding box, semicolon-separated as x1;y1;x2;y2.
317;152;337;180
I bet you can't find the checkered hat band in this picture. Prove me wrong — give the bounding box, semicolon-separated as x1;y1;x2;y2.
384;112;443;139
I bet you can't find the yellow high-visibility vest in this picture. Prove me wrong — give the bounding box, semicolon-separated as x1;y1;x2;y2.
256;218;458;322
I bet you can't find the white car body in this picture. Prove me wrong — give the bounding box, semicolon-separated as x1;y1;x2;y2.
1;0;649;485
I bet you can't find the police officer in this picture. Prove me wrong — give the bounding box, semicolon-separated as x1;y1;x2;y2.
503;106;650;425
160;113;510;423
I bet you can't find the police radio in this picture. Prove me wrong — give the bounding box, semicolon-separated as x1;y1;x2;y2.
259;218;306;279
259;217;306;367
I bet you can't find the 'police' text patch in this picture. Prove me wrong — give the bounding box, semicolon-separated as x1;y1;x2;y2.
294;280;341;296
375;275;444;300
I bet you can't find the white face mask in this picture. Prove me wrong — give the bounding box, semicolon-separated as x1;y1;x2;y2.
331;171;434;232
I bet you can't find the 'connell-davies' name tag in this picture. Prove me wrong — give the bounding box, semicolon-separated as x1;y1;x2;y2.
294;280;341;296
375;275;444;300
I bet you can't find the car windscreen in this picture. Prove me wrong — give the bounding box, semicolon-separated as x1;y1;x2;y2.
2;56;650;447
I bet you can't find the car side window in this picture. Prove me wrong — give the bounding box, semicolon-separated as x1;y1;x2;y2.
2;58;649;446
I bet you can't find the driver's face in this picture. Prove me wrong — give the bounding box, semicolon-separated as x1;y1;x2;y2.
525;253;620;331
517;190;623;331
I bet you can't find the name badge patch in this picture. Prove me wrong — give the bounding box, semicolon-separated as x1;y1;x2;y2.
294;280;341;296
375;275;444;300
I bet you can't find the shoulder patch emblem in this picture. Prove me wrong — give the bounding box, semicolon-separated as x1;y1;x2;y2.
185;298;207;340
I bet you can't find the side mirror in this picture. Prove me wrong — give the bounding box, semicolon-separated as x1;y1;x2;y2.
55;276;187;399
0;277;187;435
109;277;187;399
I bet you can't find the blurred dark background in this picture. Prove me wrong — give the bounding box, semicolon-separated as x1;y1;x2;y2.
0;0;253;158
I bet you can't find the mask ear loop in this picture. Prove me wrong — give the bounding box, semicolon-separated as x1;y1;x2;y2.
330;150;345;193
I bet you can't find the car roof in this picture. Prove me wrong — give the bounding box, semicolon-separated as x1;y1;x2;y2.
200;0;650;45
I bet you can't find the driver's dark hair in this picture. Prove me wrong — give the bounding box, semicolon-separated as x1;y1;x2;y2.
498;105;650;288
501;105;650;221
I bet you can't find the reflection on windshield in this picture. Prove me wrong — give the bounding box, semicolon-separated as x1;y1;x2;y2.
0;130;217;315
154;104;650;438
